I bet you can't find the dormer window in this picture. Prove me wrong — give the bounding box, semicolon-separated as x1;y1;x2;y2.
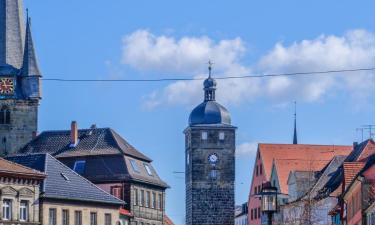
73;160;86;175
144;164;153;176
130;159;140;173
0;106;10;125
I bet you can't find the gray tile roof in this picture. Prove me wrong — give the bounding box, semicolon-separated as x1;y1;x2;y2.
7;153;124;205
20;128;151;162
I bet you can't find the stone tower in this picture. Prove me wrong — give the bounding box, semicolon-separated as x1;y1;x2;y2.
0;0;42;155
185;63;236;225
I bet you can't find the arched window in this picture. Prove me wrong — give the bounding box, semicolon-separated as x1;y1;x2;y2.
0;106;10;124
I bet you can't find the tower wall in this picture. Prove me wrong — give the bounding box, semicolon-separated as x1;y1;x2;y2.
185;126;236;225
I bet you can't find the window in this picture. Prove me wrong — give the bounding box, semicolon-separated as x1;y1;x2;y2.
111;186;122;199
74;211;82;225
90;212;97;225
134;189;138;206
152;192;156;208
146;191;151;207
0;106;10;125
62;210;69;225
219;132;225;140
140;190;145;206
105;214;111;225
3;199;12;220
250;209;253;220
130;159;140;173
260;165;263;175
254;208;257;219
210;170;218;179
73;160;86;174
144;164;153;176
158;193;163;210
20;200;28;221
258;207;261;218
201;131;208;140
49;208;57;225
256;165;259;176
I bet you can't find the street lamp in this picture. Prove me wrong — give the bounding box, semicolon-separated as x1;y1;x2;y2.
261;182;278;225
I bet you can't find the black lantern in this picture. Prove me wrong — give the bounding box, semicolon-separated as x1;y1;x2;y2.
260;182;278;225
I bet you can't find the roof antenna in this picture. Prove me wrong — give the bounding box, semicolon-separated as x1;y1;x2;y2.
293;101;298;144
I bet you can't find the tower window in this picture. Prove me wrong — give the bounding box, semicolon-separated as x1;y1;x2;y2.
201;131;208;140
219;132;225;140
0;106;10;125
210;170;218;179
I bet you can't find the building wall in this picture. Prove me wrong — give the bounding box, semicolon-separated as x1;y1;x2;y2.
185;127;235;225
248;149;266;225
0;99;38;155
345;182;362;225
40;199;120;225
97;182;166;225
0;178;40;224
235;214;248;225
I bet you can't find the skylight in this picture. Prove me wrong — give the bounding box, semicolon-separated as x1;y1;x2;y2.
60;173;70;181
144;164;153;176
130;159;140;173
73;160;86;175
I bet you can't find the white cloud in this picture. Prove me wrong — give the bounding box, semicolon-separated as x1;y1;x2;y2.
121;29;375;108
236;142;258;157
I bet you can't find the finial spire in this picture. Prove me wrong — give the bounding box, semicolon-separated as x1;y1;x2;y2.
203;60;217;101
293;101;298;144
22;12;41;77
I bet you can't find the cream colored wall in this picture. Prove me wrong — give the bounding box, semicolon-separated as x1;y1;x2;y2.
41;201;120;225
0;181;40;224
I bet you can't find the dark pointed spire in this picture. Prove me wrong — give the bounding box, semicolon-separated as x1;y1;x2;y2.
203;60;217;101
0;0;25;69
22;13;41;76
293;101;298;144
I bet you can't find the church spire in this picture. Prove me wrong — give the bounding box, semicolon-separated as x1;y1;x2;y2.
203;61;217;101
293;101;298;144
0;0;25;69
22;12;41;76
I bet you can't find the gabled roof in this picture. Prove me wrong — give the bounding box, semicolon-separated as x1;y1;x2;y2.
321;139;375;196
259;143;352;180
7;153;124;206
0;157;45;179
22;17;41;76
164;215;175;225
273;159;328;194
307;155;347;199
19;128;151;162
343;162;365;188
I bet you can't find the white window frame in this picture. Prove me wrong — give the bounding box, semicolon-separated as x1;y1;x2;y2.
2;199;12;220
19;200;28;221
201;131;208;140
144;164;153;176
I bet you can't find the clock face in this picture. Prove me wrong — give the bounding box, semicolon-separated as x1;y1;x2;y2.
0;78;14;95
208;153;218;164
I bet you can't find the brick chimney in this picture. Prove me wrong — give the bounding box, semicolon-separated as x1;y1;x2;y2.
71;121;78;146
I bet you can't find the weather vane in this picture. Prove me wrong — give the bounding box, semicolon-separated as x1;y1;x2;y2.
208;60;214;78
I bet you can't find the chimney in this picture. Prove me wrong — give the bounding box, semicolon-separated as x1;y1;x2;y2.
32;131;38;139
71;121;78;146
353;142;358;150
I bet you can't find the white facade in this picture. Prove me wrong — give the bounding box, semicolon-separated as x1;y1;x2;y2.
235;214;248;225
366;202;375;225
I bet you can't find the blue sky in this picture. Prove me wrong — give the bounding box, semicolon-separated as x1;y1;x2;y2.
24;1;375;224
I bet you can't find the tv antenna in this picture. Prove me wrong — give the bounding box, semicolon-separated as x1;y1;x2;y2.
362;125;375;139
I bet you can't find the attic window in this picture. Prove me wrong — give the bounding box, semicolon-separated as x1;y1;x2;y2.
60;173;70;181
73;160;86;175
130;159;140;173
201;131;208;140
144;164;153;176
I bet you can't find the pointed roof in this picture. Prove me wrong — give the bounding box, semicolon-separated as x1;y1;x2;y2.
259;143;352;180
7;153;125;205
22;16;41;76
0;0;25;69
293;102;298;144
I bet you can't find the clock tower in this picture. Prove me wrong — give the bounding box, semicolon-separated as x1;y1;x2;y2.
185;63;236;225
0;0;41;155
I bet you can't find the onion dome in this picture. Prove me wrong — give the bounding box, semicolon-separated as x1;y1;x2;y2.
188;61;231;126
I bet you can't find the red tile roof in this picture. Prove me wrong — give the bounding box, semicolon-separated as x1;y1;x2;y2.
259;143;352;180
275;159;330;194
164;215;175;225
0;157;45;179
343;162;365;188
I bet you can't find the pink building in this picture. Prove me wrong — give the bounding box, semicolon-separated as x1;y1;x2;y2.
247;143;352;225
